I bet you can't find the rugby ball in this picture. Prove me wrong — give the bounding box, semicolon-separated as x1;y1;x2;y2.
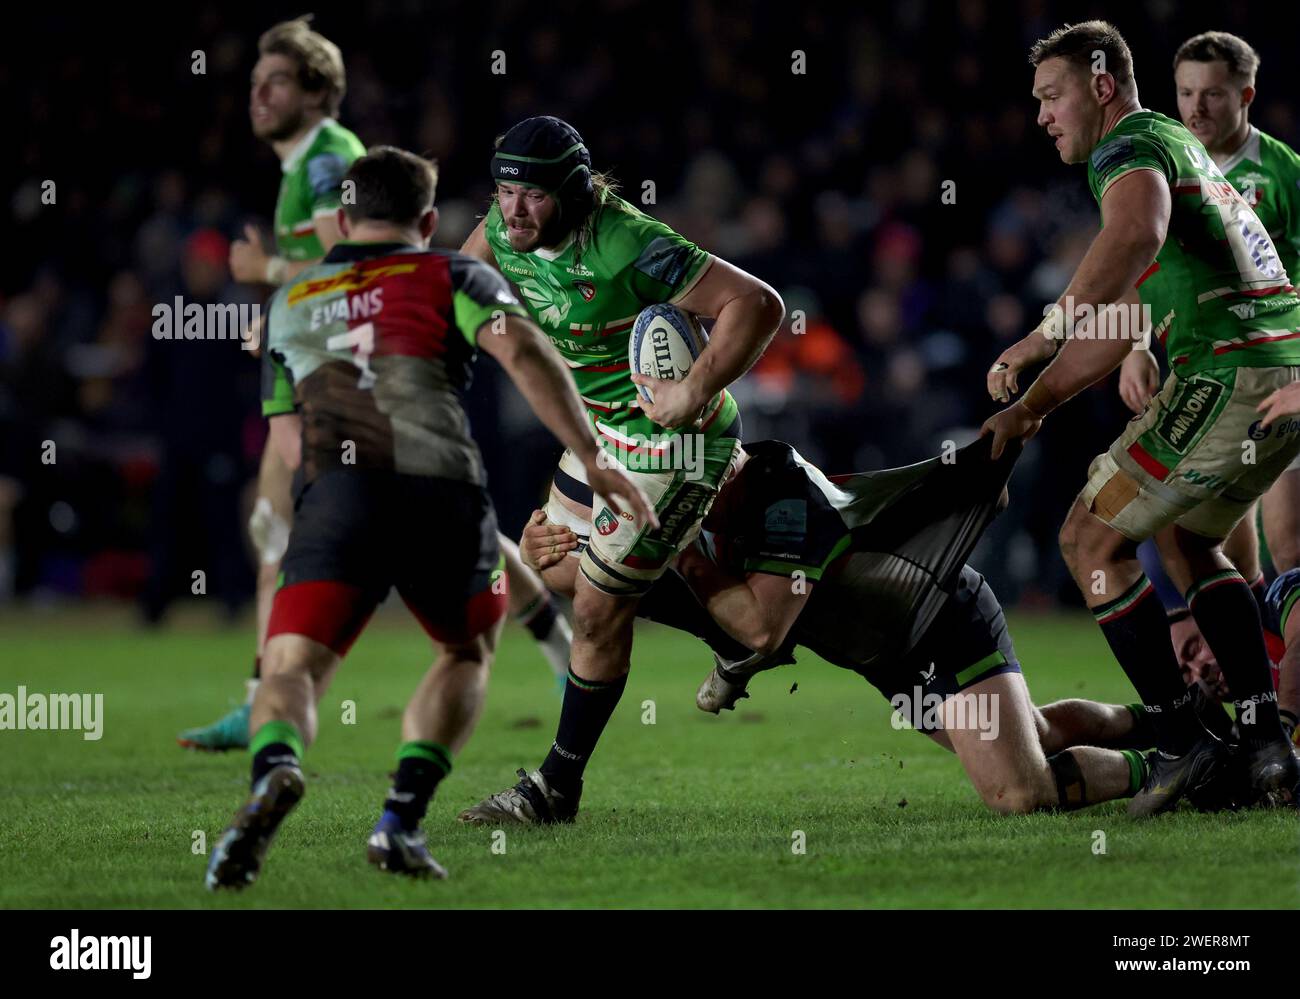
630;304;708;405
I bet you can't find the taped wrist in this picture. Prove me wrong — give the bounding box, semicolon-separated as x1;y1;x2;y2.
265;256;290;285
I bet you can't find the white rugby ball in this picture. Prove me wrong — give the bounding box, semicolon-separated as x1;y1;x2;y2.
629;304;707;405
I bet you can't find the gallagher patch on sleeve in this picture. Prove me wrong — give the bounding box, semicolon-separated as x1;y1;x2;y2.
1090;136;1137;176
307;153;348;199
633;237;694;286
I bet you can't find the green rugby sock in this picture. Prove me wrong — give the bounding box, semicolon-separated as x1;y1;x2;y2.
249;719;304;789
1121;749;1149;796
384;741;452;831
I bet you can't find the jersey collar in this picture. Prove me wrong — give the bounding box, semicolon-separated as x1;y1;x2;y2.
531;231;574;261
1216;126;1261;175
281;117;336;174
324;240;420;263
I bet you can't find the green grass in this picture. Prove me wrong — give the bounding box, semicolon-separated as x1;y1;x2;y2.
0;604;1295;908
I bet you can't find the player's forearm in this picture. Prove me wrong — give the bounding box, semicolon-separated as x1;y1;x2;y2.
1023;335;1135;417
268;413;302;471
676;549;784;654
684;287;783;402
493;327;600;464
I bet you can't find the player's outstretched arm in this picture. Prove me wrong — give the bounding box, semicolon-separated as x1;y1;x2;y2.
459;218;498;267
267;413;302;471
675;543;810;656
639;258;783;429
478;314;658;530
988;169;1168;407
984;173;1169;458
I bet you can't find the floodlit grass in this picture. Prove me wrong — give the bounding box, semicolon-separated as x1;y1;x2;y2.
1;605;1295;908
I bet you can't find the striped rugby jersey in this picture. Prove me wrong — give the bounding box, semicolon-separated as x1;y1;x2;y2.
1087;110;1300;374
262;241;527;485
484;193;739;456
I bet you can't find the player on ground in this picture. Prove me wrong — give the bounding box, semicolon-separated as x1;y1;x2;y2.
180;20;571;751
983;21;1300;815
204;147;654;889
1116;32;1300;744
515;439;1175;815
457;116;783;825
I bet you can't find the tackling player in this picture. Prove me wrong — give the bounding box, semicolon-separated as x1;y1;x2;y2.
514;439;1172;815
983;21;1300;814
204;147;654;889
1116;31;1300;745
456;116;783;825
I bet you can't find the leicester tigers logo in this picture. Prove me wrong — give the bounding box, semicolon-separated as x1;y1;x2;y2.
595;508;619;536
574;280;596;302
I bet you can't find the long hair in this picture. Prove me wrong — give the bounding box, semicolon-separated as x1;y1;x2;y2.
572;171;625;261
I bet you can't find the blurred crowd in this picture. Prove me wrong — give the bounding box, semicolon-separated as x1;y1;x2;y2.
2;0;1296;612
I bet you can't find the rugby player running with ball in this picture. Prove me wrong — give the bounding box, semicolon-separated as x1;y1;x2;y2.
457;116;784;825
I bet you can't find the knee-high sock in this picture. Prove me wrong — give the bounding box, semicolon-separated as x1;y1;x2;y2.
1187;570;1283;747
539;670;628;795
1093;576;1202;754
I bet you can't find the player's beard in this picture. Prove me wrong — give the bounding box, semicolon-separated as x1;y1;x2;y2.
507;211;569;253
536;206;573;251
254;106;308;144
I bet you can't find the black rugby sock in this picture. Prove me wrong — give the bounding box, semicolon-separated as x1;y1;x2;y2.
539;669;627;796
1093;576;1202;754
1187;571;1283;747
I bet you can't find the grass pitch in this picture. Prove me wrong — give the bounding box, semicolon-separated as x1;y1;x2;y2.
1;604;1296;909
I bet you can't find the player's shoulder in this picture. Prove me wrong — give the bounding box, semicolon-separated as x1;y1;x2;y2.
1089;111;1176;178
738;440;827;504
741;439;802;475
315;119;366;158
427;247;519;303
298;121;364;192
591;195;685;264
1256;128;1300;181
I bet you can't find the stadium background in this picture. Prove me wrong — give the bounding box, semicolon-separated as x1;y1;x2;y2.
3;0;1295;619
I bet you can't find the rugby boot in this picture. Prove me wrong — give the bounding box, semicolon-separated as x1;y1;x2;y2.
178;701;251;751
457;768;579;825
1128;731;1228;817
205;764;304;890
367;812;448;878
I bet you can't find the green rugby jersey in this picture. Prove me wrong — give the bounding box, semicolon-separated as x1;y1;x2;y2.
275;118;366;262
1087;110;1300;374
1220;126;1300;285
484;193;739;455
261;241;527;486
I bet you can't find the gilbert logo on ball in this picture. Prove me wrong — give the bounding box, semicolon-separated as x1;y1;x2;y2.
630;303;707;405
